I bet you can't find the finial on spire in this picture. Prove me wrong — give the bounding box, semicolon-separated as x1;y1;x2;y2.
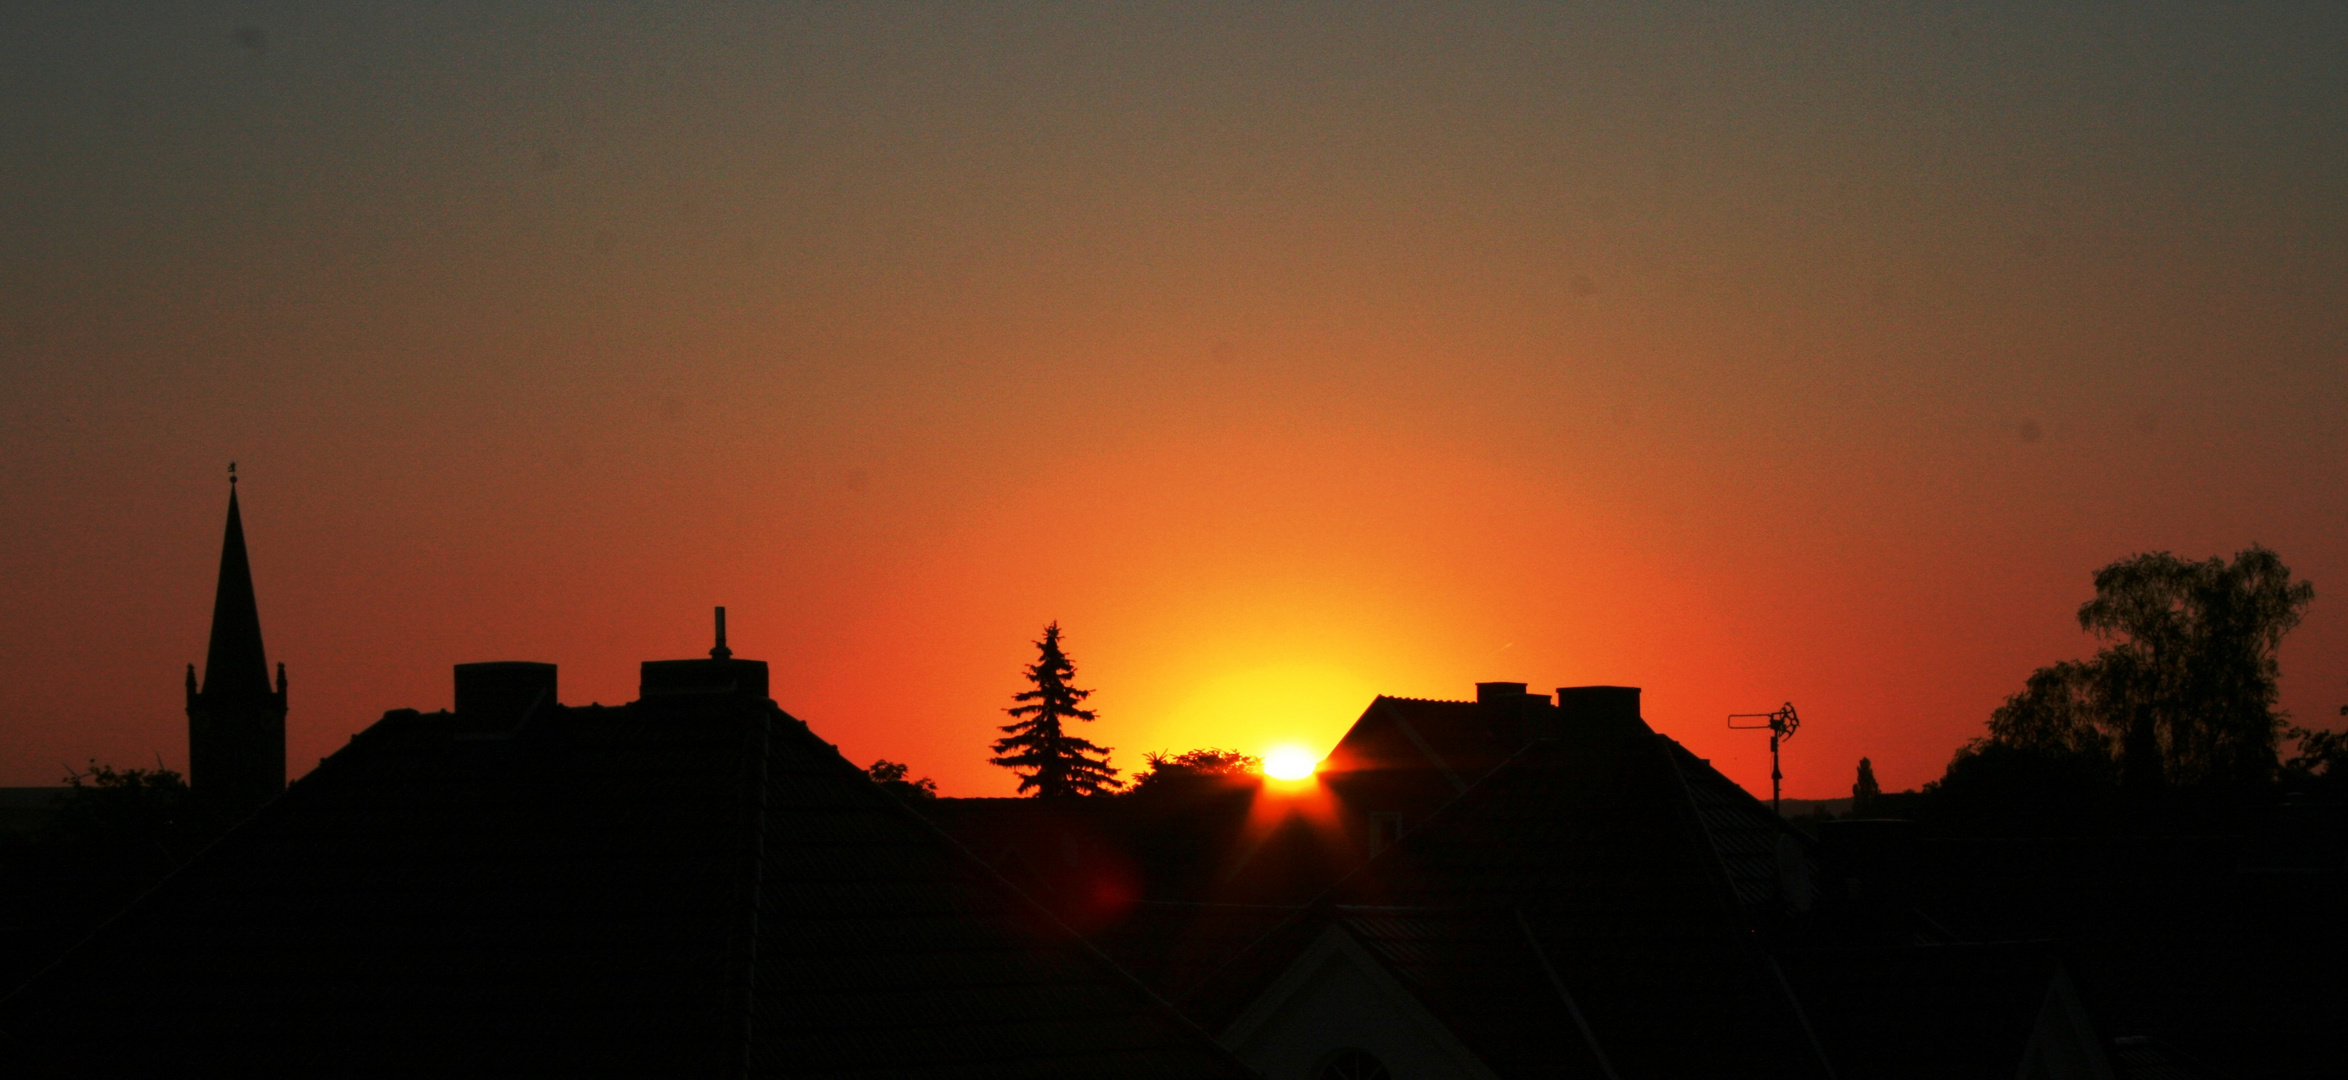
710;606;732;660
229;461;238;486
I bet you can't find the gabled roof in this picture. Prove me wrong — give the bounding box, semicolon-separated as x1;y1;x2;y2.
1328;697;1528;785
0;676;1251;1078
1190;714;1833;1078
1343;731;1829;1078
1322;690;1817;920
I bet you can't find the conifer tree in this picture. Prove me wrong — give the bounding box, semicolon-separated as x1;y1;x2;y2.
1851;757;1881;817
991;622;1121;797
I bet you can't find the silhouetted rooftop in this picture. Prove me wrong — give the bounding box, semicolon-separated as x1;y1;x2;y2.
0;663;1249;1078
1187;725;1833;1079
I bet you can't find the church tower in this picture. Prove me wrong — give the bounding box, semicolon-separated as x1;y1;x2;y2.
185;466;286;813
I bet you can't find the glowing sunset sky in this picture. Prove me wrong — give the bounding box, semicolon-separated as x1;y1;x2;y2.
3;4;2342;798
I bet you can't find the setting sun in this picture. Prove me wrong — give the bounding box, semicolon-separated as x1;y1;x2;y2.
1262;747;1320;781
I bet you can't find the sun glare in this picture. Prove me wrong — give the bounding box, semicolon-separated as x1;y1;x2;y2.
1262;746;1320;781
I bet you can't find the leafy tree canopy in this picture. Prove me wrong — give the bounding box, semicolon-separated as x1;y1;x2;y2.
53;760;191;846
2280;685;2348;792
866;759;938;801
1977;545;2313;792
2077;545;2313;788
1127;748;1261;797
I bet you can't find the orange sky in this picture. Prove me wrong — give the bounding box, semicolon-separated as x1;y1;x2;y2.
3;4;2343;798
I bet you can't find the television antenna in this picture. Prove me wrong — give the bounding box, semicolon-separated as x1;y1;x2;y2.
1727;702;1801;816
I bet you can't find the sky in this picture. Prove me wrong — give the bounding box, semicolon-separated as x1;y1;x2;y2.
3;2;2343;798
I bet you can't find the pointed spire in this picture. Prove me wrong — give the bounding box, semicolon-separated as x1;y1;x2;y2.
201;471;272;699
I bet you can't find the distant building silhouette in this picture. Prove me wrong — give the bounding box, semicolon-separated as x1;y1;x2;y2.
921;682;2120;1079
184;473;285;814
0;613;1250;1076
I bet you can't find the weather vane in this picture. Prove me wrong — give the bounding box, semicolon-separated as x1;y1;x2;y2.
1728;702;1801;816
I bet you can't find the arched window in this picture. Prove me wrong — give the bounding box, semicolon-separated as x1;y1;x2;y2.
1316;1048;1392;1080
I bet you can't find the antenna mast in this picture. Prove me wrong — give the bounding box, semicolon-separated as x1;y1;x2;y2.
1727;702;1801;816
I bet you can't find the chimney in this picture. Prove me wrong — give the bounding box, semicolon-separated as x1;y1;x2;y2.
1555;685;1645;737
454;662;558;731
1478;682;1552;748
638;606;770;702
1476;681;1531;706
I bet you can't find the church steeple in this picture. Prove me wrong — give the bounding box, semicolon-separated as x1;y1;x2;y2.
187;465;287;813
201;473;272;699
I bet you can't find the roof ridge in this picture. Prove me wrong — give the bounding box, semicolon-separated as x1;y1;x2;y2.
1177;735;1565;1001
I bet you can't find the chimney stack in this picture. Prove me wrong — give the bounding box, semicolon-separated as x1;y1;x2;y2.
640;606;769;702
1477;682;1552;748
1476;681;1531;706
1556;686;1645;737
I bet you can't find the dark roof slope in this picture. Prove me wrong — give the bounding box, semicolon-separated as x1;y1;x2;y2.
1353;730;1828;1079
1343;697;1524;781
1773;943;2064;1080
1189;714;1831;1079
1665;740;1820;915
0;685;1250;1079
1336;908;1611;1080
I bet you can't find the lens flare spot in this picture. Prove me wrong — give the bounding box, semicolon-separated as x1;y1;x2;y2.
1263;746;1320;781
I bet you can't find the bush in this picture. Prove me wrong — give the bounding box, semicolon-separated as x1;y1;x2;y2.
53;760;193;847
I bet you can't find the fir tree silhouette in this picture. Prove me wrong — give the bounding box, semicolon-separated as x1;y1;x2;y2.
1852;757;1881;817
992;622;1120;797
